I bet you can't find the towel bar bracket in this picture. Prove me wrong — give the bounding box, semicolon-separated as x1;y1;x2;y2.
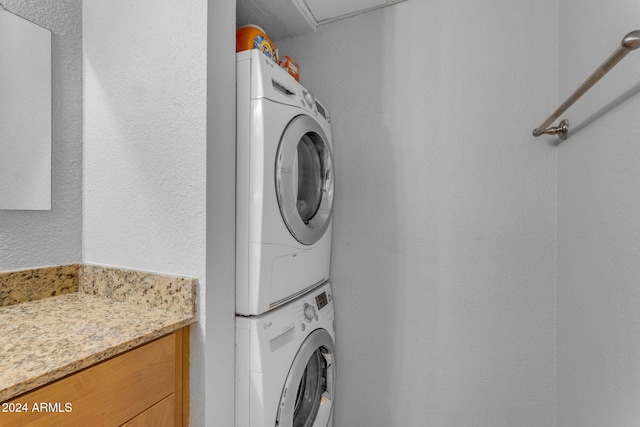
535;119;569;140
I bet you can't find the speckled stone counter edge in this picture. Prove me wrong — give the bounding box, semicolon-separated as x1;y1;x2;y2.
79;264;197;316
3;322;191;401
0;293;194;401
0;264;197;401
0;265;80;308
0;264;197;316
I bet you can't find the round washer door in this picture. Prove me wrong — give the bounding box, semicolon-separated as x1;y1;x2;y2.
276;329;336;427
275;115;334;245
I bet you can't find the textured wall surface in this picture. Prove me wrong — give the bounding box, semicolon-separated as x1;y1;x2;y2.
83;0;206;278
0;0;82;270
557;1;640;425
277;1;558;425
82;0;208;421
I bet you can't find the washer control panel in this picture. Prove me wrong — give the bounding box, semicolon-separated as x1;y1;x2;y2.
315;291;329;310
295;284;333;331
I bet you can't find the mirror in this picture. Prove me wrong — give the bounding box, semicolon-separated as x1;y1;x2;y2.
0;7;52;210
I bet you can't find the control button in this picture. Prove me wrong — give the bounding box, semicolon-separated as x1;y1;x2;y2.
302;303;317;323
302;90;315;108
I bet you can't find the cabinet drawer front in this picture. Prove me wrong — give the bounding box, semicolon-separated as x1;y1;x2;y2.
1;334;176;427
121;394;175;426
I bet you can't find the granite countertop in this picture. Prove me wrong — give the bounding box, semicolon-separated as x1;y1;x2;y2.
0;264;197;402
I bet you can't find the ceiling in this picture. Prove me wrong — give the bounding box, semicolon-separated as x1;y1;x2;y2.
236;0;407;41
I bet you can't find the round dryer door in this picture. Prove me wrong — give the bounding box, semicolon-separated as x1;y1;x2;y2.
275;114;334;246
276;329;335;427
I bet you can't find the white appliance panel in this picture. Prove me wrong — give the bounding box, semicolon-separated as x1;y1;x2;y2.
236;282;335;427
236;49;334;316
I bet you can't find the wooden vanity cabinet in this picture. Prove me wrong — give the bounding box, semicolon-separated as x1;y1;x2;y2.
0;327;189;427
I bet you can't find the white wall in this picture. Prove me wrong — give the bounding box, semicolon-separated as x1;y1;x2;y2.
277;1;558;425
83;1;207;278
82;1;213;423
204;2;237;426
557;1;640;425
0;0;82;270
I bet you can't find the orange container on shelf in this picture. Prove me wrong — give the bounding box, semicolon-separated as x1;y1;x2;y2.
279;56;299;81
236;24;277;61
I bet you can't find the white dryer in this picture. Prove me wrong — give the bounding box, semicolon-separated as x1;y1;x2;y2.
236;282;336;427
236;49;335;316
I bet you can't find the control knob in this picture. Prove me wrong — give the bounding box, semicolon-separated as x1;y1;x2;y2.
302;303;318;323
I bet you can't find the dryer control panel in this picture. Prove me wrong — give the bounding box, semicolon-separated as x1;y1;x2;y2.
237;49;331;127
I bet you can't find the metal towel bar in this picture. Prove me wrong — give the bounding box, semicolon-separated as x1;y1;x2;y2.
533;30;640;140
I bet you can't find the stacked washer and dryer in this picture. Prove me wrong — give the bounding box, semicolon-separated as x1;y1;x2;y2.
235;48;336;427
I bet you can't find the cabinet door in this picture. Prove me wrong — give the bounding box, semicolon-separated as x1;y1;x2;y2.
121;394;175;427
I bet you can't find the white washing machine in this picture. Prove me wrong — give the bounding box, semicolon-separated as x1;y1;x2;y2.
236;282;336;427
236;49;335;316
